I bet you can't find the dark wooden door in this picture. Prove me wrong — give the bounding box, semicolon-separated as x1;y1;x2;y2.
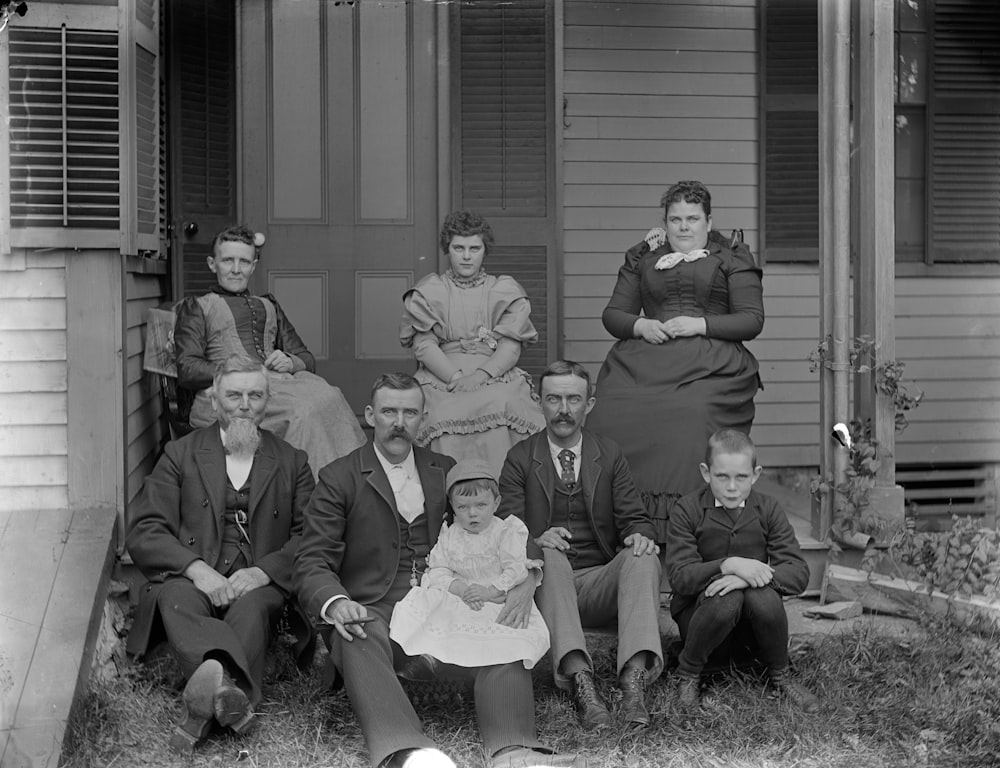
237;1;439;412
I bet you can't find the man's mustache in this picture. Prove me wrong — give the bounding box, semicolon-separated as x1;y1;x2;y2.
553;415;575;425
388;427;411;440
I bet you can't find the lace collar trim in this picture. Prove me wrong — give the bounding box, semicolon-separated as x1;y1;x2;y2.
444;268;488;288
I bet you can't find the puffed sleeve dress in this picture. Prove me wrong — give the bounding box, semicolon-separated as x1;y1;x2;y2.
400;271;545;476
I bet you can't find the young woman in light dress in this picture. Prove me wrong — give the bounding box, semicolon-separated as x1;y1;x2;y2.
399;211;544;476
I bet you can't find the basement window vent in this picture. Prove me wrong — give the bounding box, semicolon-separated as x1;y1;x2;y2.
897;464;997;531
9;27;120;229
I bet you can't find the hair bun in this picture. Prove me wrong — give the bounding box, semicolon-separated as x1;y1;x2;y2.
253;232;266;247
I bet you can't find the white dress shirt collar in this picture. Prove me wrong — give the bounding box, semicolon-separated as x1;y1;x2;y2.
373;444;424;523
714;498;746;510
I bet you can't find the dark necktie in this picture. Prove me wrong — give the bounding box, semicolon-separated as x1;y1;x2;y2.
558;449;576;489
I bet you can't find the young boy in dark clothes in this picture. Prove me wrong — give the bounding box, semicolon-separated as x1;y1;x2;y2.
664;429;819;712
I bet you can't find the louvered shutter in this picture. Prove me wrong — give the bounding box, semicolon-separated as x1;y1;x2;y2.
123;0;161;255
928;0;1000;262
9;27;120;231
456;0;548;216
169;0;237;297
454;0;551;380
761;0;819;262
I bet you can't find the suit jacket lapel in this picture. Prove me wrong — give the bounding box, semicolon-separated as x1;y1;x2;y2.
414;447;448;542
703;486;755;531
362;443;399;517
195;427;226;540
580;430;601;518
530;433;554;511
249;432;279;519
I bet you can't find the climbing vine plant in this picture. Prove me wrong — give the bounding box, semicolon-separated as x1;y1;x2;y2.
808;335;924;541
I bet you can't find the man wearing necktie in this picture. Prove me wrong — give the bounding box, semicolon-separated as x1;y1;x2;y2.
498;361;662;730
126;355;316;755
295;372;587;768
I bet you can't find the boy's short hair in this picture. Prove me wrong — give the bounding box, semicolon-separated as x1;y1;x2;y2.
449;477;500;499
705;429;757;466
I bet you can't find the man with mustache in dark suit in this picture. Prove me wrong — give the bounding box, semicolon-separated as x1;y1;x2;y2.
498;361;663;731
295;373;587;768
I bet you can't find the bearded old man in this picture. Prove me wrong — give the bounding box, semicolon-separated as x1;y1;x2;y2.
126;354;315;754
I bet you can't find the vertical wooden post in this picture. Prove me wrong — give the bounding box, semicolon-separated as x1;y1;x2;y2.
855;0;904;524
815;0;853;541
67;251;125;516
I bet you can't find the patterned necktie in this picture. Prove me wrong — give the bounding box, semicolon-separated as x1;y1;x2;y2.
558;449;576;489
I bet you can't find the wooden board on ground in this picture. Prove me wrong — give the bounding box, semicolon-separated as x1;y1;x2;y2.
801;600;863;621
821;563;1000;629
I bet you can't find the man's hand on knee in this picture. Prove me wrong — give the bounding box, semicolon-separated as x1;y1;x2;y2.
495;578;535;629
623;533;659;557
324;598;372;642
536;527;572;551
184;560;236;608
227;566;271;598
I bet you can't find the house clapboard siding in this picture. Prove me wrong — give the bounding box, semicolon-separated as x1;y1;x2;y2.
562;0;1000;471
124;261;167;509
0;252;69;511
894;276;1000;466
562;0;785;454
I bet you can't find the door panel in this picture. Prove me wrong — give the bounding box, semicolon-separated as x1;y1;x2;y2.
239;0;439;412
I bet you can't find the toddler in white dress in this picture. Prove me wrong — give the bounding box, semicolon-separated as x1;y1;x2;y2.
389;460;550;669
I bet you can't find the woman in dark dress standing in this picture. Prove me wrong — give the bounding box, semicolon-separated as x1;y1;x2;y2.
586;181;764;541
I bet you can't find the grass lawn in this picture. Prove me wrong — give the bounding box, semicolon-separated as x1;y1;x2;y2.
62;616;1000;768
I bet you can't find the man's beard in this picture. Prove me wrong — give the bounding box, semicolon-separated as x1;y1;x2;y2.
224;418;261;458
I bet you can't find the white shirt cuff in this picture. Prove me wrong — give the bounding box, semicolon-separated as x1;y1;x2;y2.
320;594;348;624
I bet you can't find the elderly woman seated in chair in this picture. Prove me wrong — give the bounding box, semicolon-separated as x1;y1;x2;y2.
174;225;365;476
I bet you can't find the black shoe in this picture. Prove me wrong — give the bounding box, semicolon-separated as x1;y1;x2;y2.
169;660;221;755
676;674;700;711
214;673;255;734
618;667;650;728
770;673;820;713
397;653;440;682
571;670;612;730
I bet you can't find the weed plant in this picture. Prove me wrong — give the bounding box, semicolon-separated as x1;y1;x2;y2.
62;616;1000;768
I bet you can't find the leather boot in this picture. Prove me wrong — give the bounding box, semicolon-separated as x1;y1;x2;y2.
769;670;820;713
214;672;255;734
169;659;221;755
570;670;612;730
676;674;701;711
618;666;650;728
